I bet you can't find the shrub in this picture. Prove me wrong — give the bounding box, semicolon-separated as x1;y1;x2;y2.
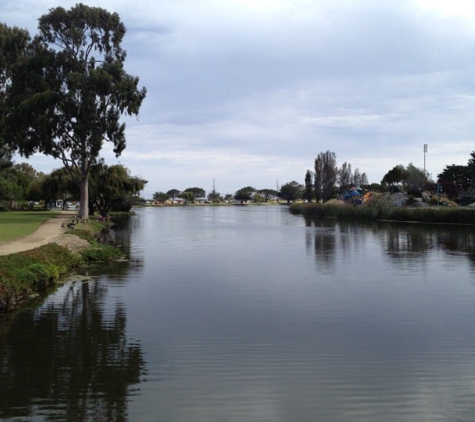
80;245;123;262
0;244;83;312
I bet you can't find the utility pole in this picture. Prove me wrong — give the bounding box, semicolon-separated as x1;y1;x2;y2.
424;144;428;176
212;178;216;203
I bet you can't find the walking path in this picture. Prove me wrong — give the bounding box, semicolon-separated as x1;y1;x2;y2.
0;212;77;256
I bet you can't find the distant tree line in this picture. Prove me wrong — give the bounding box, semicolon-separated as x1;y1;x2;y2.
0;156;147;214
152;186;283;205
302;149;475;204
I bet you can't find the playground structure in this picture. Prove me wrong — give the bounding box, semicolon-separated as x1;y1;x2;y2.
344;187;373;205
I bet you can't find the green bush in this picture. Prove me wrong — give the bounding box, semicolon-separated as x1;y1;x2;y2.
80;244;123;262
0;244;82;312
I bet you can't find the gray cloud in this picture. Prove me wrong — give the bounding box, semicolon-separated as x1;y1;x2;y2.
5;0;475;196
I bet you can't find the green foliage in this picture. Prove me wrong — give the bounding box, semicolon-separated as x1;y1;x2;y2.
207;191;222;203
405;163;428;192
381;164;407;187
252;193;265;203
183;187;206;198
234;186;256;204
438;164;472;194
153;191;169;203
167;189;181;199
257;188;278;202
4;5;146;219
279;181;303;204
0;217;125;312
304;170;314;201
381;163;431;195
89;160;146;215
337;162;352;193
71;219;109;242
0;211;58;242
0;161;48;207
63;219;124;262
0;24;30;153
179;191;195;204
314;150;338;201
40;167;78;205
80;244;123;263
0;243;81;312
0;177;19;203
290;202;475;225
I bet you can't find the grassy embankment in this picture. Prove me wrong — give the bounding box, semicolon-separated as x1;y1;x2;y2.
0;212;124;313
289;202;475;225
0;211;59;243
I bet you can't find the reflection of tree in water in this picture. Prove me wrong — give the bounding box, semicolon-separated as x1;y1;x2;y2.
305;218;337;273
379;223;475;266
303;217;475;271
380;224;434;260
305;218;376;273
436;228;475;267
110;213;145;258
76;213;143;280
0;280;146;421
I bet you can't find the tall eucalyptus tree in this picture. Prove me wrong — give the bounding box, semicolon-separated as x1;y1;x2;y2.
5;4;146;219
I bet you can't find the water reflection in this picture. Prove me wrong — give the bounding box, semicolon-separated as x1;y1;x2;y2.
305;217;475;272
0;280;145;421
4;207;475;421
305;220;337;274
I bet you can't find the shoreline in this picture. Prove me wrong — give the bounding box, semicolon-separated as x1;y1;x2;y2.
0;211;89;256
0;213;119;313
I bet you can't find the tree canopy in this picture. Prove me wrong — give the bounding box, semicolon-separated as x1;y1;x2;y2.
183;187;206;198
89;160;147;215
3;4;146;219
304;171;314;202
257;188;278;203
438;161;474;195
338;162;352;193
153;191;170;203
0;23;30;149
314;150;337;202
234;186;255;204
167;189;180;199
279;181;303;204
381;165;407;189
39;167;77;208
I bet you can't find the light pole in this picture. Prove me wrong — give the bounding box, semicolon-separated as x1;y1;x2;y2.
423;144;428;176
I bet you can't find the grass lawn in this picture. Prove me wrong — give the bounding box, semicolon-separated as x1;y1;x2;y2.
0;211;59;243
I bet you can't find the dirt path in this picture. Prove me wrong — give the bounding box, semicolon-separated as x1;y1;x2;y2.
0;212;88;256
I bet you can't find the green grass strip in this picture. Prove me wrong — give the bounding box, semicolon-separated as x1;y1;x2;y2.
0;211;60;243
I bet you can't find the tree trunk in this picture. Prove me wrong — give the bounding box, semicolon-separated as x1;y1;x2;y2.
78;174;89;219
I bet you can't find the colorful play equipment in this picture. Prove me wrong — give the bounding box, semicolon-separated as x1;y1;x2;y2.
344;187;373;205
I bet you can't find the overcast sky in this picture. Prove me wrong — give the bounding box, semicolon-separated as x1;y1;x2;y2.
3;0;475;197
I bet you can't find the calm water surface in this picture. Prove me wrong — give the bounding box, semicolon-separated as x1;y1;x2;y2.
2;206;475;421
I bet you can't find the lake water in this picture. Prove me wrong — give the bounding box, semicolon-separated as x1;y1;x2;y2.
2;205;475;421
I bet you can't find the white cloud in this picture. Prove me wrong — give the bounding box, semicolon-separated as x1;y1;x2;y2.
5;0;475;197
